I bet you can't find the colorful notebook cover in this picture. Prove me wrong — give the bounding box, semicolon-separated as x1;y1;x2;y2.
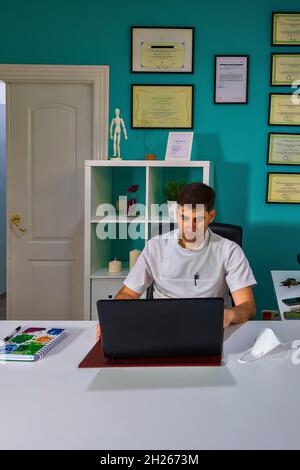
0;326;68;362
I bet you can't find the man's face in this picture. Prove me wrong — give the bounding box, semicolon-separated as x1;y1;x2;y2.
177;204;216;244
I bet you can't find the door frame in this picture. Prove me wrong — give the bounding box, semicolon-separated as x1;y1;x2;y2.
0;64;109;320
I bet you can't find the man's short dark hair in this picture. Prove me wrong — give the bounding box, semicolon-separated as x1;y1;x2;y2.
176;182;215;212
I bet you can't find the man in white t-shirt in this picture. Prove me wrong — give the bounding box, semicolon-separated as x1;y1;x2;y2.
97;183;257;337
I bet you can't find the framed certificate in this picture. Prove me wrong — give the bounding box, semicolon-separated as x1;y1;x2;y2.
131;84;194;129
165;132;194;161
271;53;300;85
269;93;300;126
267;133;300;165
266;172;300;204
272;12;300;46
214;55;249;104
131;27;194;73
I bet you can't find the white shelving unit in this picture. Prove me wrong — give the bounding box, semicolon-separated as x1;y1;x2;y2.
84;159;214;320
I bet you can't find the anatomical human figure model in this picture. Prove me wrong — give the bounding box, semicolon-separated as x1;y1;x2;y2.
110;108;128;159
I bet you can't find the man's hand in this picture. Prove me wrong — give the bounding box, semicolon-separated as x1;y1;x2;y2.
223;286;256;328
224;309;236;328
95;285;141;339
96;322;101;340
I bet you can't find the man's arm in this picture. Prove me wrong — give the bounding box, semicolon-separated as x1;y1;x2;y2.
96;286;142;339
114;284;141;299
224;286;256;328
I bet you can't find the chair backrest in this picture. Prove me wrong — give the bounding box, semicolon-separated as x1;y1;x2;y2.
146;222;243;299
209;222;243;247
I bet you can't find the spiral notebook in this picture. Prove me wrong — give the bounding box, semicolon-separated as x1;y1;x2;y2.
0;326;68;362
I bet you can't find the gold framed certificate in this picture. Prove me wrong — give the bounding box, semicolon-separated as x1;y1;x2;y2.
131;27;194;73
266;172;300;204
271;54;300;85
131;84;194;129
272;12;300;46
268;133;300;165
269;94;300;126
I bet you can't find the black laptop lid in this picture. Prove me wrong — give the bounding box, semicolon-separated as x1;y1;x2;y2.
97;298;224;359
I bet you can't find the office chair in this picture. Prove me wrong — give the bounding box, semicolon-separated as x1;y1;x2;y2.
146;222;243;300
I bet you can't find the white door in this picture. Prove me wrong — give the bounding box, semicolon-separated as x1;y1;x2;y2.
8;82;93;320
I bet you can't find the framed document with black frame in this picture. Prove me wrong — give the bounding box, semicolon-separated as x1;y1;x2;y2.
269;93;300;126
267;133;300;165
271;53;300;86
131;26;194;73
272;12;300;46
214;55;249;104
266;172;300;204
131;84;194;129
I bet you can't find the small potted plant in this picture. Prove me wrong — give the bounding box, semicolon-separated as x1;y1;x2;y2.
127;184;140;216
164;181;186;220
115;184;140;216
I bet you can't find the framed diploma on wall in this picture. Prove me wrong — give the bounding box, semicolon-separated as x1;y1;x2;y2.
131;84;194;129
266;172;300;204
214;55;249;104
131;27;194;73
267;133;300;165
271;53;300;86
269;94;300;126
272;12;300;46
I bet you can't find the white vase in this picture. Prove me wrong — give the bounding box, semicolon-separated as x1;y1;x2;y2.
115;195;127;216
167;200;178;221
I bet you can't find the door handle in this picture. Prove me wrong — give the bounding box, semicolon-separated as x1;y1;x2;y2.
11;214;27;232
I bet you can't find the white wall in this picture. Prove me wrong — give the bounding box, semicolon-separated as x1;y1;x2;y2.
0;82;5;105
0;81;6;294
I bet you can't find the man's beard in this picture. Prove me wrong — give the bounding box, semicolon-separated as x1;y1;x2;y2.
181;231;205;247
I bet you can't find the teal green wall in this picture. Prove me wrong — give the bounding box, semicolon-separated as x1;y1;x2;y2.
0;0;299;314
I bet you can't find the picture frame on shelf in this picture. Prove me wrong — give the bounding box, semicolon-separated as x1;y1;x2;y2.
165;132;194;161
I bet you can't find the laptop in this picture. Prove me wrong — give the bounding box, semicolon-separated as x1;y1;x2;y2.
97;298;224;360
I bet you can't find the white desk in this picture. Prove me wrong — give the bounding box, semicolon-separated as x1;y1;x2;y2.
1;320;300;450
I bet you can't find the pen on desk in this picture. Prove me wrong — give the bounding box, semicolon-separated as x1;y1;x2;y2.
4;326;22;342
